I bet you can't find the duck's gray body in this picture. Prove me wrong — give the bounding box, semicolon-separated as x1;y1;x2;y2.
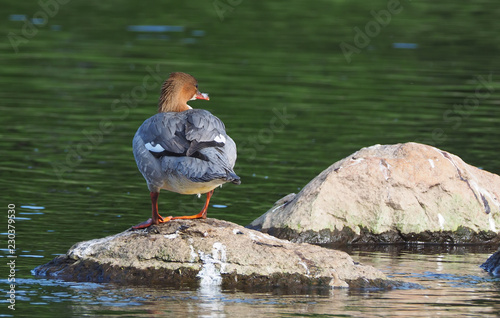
133;109;239;195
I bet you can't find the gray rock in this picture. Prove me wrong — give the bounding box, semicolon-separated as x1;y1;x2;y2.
481;250;500;276
33;219;395;291
250;143;500;244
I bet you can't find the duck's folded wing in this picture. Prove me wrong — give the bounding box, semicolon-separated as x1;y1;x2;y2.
138;113;190;157
185;110;226;142
138;110;228;159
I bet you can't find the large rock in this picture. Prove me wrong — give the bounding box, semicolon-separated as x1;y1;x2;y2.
33;219;393;291
481;249;500;276
250;143;500;244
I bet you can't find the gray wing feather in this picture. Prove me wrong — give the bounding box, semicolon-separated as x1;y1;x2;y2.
162;142;236;183
138;113;189;154
185;109;226;143
136;109;238;184
138;109;228;154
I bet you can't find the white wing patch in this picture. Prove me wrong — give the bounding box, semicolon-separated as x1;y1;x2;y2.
214;134;226;144
145;142;165;153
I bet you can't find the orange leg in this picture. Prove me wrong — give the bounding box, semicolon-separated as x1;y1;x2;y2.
132;192;172;229
172;190;214;220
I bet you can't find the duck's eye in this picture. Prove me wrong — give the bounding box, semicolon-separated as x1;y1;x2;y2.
195;84;198;88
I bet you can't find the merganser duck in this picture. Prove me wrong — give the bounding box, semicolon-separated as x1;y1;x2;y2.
132;72;240;229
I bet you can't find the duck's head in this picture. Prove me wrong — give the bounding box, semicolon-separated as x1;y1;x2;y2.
158;72;209;112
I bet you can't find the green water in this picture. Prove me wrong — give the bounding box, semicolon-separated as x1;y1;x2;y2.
1;0;500;317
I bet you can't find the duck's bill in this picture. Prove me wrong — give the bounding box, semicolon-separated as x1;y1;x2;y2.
195;92;210;100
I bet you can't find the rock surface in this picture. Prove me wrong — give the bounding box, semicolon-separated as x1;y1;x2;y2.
33;219;392;291
250;143;500;244
481;249;500;276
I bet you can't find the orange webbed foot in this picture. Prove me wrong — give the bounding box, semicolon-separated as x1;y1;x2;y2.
132;215;172;229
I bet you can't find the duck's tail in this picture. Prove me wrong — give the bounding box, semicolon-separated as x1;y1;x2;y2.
226;171;241;185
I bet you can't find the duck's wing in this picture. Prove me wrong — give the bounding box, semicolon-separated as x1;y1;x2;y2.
138;109;228;161
137;112;189;157
184;110;228;158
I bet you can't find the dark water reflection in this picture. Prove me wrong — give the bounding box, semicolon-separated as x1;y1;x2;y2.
2;0;500;316
2;247;500;317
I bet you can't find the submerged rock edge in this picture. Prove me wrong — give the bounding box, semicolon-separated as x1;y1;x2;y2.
480;250;500;277
252;225;500;245
33;256;407;291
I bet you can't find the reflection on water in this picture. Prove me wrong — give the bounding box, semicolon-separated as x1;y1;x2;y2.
196;284;225;318
3;0;500;316
127;25;185;33
126;25;205;42
1;247;498;317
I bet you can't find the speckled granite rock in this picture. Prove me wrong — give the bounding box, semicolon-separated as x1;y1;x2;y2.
33;219;396;291
250;143;500;244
